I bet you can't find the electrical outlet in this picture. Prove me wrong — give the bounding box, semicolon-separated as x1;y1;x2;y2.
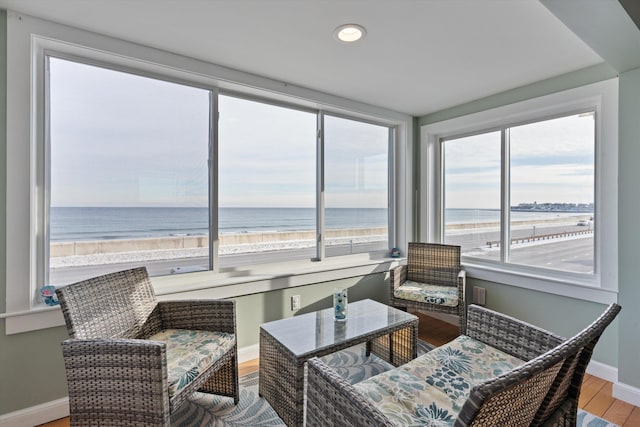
473;286;486;306
291;295;301;310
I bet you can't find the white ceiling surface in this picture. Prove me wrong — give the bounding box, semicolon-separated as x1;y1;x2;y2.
0;0;604;116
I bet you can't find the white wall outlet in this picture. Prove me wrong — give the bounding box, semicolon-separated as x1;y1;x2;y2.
473;286;486;306
291;294;301;310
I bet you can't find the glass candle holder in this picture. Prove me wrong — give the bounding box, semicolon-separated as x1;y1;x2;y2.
333;288;348;321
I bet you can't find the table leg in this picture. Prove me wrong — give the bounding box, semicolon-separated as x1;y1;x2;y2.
259;329;305;427
369;322;418;366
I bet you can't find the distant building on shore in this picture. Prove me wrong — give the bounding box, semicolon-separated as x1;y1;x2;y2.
511;202;594;213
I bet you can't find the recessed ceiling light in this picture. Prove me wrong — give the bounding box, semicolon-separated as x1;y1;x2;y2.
334;24;366;43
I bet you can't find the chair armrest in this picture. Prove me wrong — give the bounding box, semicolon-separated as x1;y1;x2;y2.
61;338;170;425
465;304;565;361
389;264;407;290
457;269;467;334
457;270;466;299
307;358;393;427
159;299;236;334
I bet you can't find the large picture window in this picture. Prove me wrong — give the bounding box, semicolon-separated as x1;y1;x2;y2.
422;79;618;300
45;56;394;286
48;57;211;284
4;19;410;334
443;113;595;274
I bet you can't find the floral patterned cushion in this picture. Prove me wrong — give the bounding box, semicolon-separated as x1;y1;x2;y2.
393;280;459;307
148;329;235;398
353;335;525;425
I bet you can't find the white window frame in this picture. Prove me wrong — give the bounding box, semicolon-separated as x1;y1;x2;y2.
41;57;396;274
2;11;413;333
319;111;396;259
421;79;618;304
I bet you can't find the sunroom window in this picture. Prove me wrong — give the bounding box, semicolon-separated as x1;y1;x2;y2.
45;56;395;286
422;79;617;302
323;115;391;257
47;57;211;284
442;111;595;275
217;95;317;268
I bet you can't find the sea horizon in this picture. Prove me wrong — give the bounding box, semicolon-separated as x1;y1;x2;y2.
49;206;592;242
49;206;389;241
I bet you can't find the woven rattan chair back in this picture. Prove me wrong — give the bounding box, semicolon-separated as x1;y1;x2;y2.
406;242;460;286
56;267;161;339
305;303;620;427
455;303;621;427
389;242;466;333
56;267;239;426
531;302;621;426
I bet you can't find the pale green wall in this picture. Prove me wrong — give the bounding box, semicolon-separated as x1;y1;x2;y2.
618;67;640;389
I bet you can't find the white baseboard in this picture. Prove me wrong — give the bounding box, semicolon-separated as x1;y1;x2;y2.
586;359;618;384
613;381;640;407
238;343;259;363
584;361;640;407
0;397;69;427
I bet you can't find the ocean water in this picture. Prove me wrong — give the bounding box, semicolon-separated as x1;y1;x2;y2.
49;207;388;241
49;207;592;242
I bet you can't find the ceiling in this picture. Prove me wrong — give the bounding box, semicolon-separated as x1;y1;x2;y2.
0;0;613;116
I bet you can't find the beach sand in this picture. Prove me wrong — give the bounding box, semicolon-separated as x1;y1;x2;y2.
50;228;387;268
49;216;592;269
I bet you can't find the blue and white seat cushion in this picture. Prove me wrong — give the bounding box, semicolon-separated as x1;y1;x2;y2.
353;335;526;426
393;280;459;307
148;329;236;398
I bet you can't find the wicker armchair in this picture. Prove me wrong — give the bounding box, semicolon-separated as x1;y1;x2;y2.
55;267;239;426
390;242;466;333
307;303;620;427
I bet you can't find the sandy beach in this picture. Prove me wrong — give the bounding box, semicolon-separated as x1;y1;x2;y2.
47;216;595;286
49;215;593;270
49;227;388;268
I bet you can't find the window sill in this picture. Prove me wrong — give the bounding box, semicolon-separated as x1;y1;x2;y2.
153;252;401;300
462;261;618;305
2;253;402;334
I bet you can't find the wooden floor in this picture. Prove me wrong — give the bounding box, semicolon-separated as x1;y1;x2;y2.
39;311;640;427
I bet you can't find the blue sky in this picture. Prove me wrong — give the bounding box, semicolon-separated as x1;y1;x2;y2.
50;57;592;212
443;113;595;209
49;57;388;209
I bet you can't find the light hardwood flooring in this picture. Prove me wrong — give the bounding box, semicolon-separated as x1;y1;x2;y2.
39;311;639;427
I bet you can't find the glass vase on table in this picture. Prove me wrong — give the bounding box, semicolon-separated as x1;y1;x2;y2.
333;288;348;321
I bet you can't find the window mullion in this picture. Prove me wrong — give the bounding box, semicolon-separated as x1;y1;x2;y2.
209;90;219;272
42;55;52;288
388;127;396;249
316;112;325;261
501;128;511;263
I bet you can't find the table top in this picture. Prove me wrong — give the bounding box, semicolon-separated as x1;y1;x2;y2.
260;298;417;357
